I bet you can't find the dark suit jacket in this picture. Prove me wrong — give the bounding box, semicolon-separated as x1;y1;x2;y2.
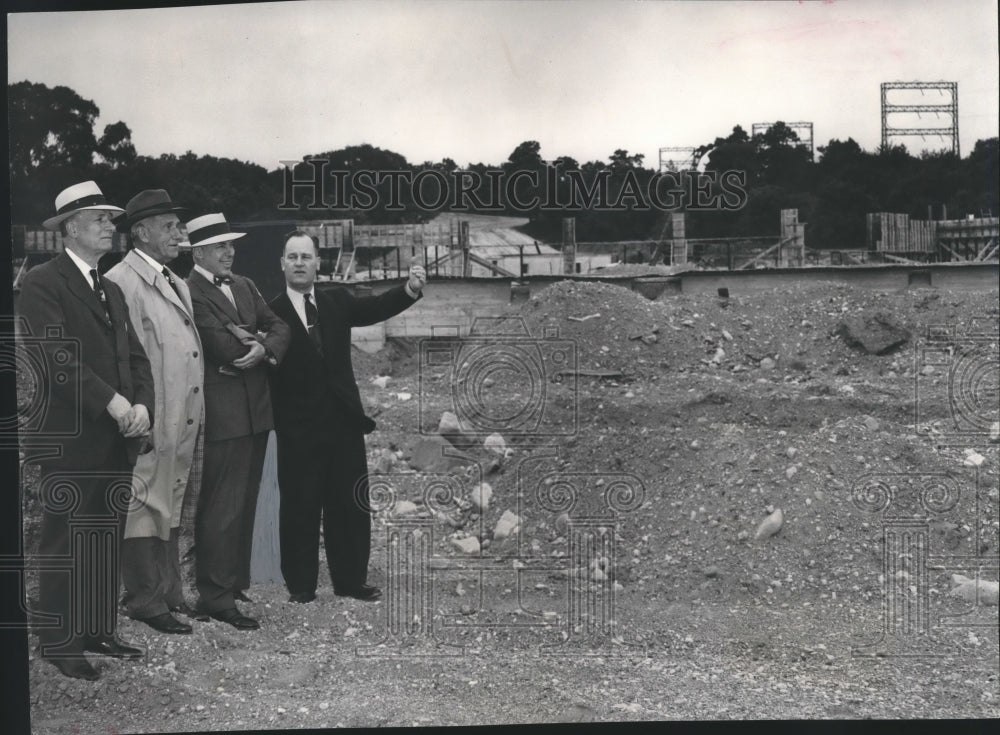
17;252;155;468
186;270;290;443
269;284;419;436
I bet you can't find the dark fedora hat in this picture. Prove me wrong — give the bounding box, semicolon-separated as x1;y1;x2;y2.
114;189;187;231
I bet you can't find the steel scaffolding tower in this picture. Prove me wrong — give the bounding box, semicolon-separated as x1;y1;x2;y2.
881;81;959;157
658;147;696;172
751;121;814;160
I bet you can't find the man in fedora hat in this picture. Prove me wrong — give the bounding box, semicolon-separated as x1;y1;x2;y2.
104;190;204;635
18;181;155;680
186;213;289;630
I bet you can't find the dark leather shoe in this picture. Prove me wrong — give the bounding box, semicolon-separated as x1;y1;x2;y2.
136;612;193;634
171;602;202;618
334;584;382;601
46;656;99;681
288;592;316;604
85;638;144;659
234;591;253;603
207;607;259;630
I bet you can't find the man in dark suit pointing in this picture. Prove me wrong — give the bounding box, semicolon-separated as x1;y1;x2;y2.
269;230;425;603
185;213;289;629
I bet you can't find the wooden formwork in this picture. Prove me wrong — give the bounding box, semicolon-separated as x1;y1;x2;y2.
866;212;937;254
936;217;999;261
866;212;998;261
668;212;687;265
779;209;806;267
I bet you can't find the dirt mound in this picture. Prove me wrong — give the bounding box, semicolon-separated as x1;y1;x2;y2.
22;275;1000;729
510;279;999;382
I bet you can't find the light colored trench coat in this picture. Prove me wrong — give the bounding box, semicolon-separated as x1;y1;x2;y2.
105;249;204;539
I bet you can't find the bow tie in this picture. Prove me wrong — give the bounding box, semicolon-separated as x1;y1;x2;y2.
213;275;234;286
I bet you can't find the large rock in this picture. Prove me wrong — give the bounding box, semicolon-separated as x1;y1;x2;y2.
754;508;784;541
438;411;461;433
493;510;521;541
484;433;507;455
437;411;479;449
451;536;481;555
950;574;1000;606
392;500;419;517
372;448;394;475
837;313;911;355
408;435;474;473
470;483;492;511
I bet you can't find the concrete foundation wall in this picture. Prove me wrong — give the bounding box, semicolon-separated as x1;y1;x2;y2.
676;263;998;295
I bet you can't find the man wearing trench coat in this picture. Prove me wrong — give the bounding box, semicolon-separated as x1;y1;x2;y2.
105;189;204;635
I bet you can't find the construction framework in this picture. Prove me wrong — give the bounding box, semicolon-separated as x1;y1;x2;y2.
658;147;696;172
751;121;814;160
880;81;959;157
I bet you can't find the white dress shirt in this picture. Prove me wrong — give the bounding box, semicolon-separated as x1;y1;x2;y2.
285;286;317;331
194;263;235;306
64;246;99;283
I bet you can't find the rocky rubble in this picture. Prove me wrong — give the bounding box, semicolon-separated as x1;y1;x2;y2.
23;276;1000;731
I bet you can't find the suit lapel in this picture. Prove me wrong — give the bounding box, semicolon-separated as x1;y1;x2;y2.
231;277;253;325
124;250;192;318
175;278;195;317
190;269;240;322
57;254;110;327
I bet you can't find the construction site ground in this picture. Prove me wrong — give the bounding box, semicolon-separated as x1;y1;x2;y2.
22;277;1000;730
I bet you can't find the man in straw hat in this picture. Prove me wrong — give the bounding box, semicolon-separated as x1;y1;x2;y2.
104;189;204;635
185;213;289;630
19;181;155;679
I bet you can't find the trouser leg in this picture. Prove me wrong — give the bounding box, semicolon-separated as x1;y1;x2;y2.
121;536;169;619
162;527;185;609
276;434;324;595
196;436;252;612
36;463;127;656
235;432;268;594
324;429;371;591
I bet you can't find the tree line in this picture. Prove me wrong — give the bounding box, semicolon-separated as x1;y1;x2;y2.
9;81;998;249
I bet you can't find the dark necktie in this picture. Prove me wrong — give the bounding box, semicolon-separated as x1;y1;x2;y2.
162;267;182;300
214;274;234;286
89;269;109;318
304;292;322;354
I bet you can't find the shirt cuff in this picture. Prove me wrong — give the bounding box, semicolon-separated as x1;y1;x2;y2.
404;282;420;299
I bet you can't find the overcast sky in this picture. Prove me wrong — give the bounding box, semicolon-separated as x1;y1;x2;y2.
7;0;999;171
